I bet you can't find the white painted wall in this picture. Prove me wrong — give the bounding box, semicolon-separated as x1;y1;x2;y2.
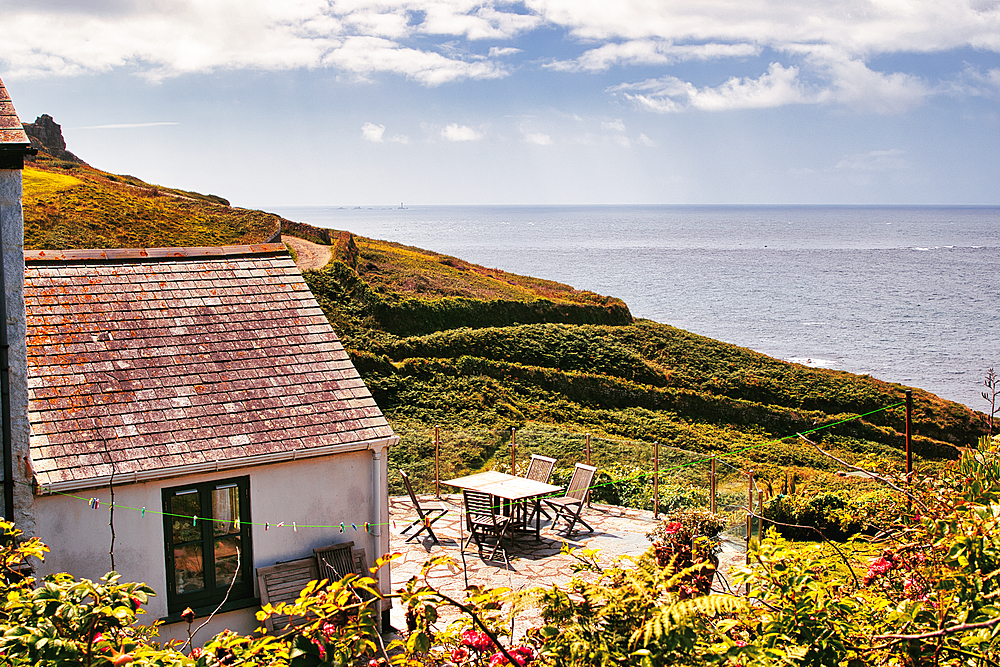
33;449;388;644
0;168;33;535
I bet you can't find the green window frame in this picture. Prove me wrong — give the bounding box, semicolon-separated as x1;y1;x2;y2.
162;477;254;613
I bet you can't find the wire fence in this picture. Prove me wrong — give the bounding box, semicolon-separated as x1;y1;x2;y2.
389;400;911;525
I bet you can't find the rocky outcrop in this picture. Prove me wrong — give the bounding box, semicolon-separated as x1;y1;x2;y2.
22;114;86;164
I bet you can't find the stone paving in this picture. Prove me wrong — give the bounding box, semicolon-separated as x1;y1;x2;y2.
386;493;747;639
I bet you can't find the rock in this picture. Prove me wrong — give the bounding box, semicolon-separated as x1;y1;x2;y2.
22;114;87;164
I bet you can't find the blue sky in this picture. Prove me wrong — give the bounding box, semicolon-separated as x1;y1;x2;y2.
1;0;999;207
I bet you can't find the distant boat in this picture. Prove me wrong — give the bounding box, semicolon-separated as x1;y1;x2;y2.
398;202;405;209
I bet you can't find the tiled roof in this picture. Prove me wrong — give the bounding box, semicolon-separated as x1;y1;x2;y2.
0;76;31;147
25;244;394;490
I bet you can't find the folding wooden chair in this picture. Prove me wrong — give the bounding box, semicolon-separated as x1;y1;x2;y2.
543;463;597;536
256;557;320;632
522;454;557;523
400;470;449;544
313;541;356;583
462;489;511;560
524;454;556;483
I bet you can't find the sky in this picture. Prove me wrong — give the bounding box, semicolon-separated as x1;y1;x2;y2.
1;0;999;207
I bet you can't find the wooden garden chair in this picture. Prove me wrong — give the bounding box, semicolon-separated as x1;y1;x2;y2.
462;489;511;560
522;454;557;523
400;470;449;544
543;463;597;536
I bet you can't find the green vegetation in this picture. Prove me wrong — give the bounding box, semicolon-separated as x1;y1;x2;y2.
5;439;1000;665
22;140;987;511
22;156;281;250
289;229;988;507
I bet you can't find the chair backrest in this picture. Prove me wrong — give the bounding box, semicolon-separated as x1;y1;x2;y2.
463;489;498;520
524;454;557;483
313;541;356;583
400;470;427;520
566;463;597;501
256;557;320;631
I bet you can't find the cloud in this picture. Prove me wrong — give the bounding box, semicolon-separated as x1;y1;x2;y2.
0;2;515;84
824;59;930;113
523;132;553;145
0;0;997;110
489;46;522;57
637;133;655;147
441;123;483;141
361;122;386;142
547;39;760;72
74;121;178;129
362;121;409;143
614;63;819;112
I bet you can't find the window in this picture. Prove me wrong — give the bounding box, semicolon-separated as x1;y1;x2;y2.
162;477;254;613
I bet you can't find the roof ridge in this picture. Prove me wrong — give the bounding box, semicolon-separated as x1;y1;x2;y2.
24;243;289;263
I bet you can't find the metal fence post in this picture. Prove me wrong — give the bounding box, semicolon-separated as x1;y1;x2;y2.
511;427;516;476
434;425;440;498
653;441;659;519
710;456;717;515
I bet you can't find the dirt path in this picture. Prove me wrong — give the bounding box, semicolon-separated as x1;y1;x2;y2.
283;235;332;271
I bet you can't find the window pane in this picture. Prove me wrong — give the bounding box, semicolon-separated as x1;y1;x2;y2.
212;486;240;536
214;536;243;587
174;544;204;594
171;491;201;543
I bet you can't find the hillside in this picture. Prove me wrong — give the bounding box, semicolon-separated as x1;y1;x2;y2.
20;127;990;504
21;116;282;249
288;220;988;501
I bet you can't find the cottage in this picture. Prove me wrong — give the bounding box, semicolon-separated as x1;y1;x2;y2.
22;244;397;639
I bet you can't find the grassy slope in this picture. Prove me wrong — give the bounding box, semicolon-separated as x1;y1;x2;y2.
21;154;989;499
22;153;281;249
298;225;989;496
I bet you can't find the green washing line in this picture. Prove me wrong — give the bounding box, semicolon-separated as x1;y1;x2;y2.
29;401;907;529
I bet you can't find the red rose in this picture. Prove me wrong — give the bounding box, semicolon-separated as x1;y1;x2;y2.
662;521;682;535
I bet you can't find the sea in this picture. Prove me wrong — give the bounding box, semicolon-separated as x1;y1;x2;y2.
269;205;1000;411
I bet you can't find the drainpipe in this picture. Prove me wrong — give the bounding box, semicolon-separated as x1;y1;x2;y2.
370;435;397;629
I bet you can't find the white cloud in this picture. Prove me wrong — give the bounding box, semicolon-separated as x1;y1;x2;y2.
0;0;996;111
547;39;760;72
602;119;626;132
489;46;522;57
637;133;655;147
614;63;819;113
825;59;930;113
835;149;910;172
0;1;514;84
441;123;483;141
362;122;386;142
523;132;553;145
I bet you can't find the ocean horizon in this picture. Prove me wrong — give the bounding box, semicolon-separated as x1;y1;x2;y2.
270;204;1000;412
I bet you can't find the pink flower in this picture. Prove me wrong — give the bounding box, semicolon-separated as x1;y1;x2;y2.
322;622;337;639
863;556;894;586
461;630;493;652
662;521;683;535
311;638;326;661
488;647;534;667
451;647;470;664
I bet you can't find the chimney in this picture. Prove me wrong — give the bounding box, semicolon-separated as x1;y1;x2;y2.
0;76;36;533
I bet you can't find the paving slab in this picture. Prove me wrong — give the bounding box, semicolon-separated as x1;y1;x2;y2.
387;494;747;641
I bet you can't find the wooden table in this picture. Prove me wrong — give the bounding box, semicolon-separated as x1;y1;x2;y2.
445;471;562;542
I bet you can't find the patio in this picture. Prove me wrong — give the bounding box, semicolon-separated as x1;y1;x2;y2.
386;492;747;636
